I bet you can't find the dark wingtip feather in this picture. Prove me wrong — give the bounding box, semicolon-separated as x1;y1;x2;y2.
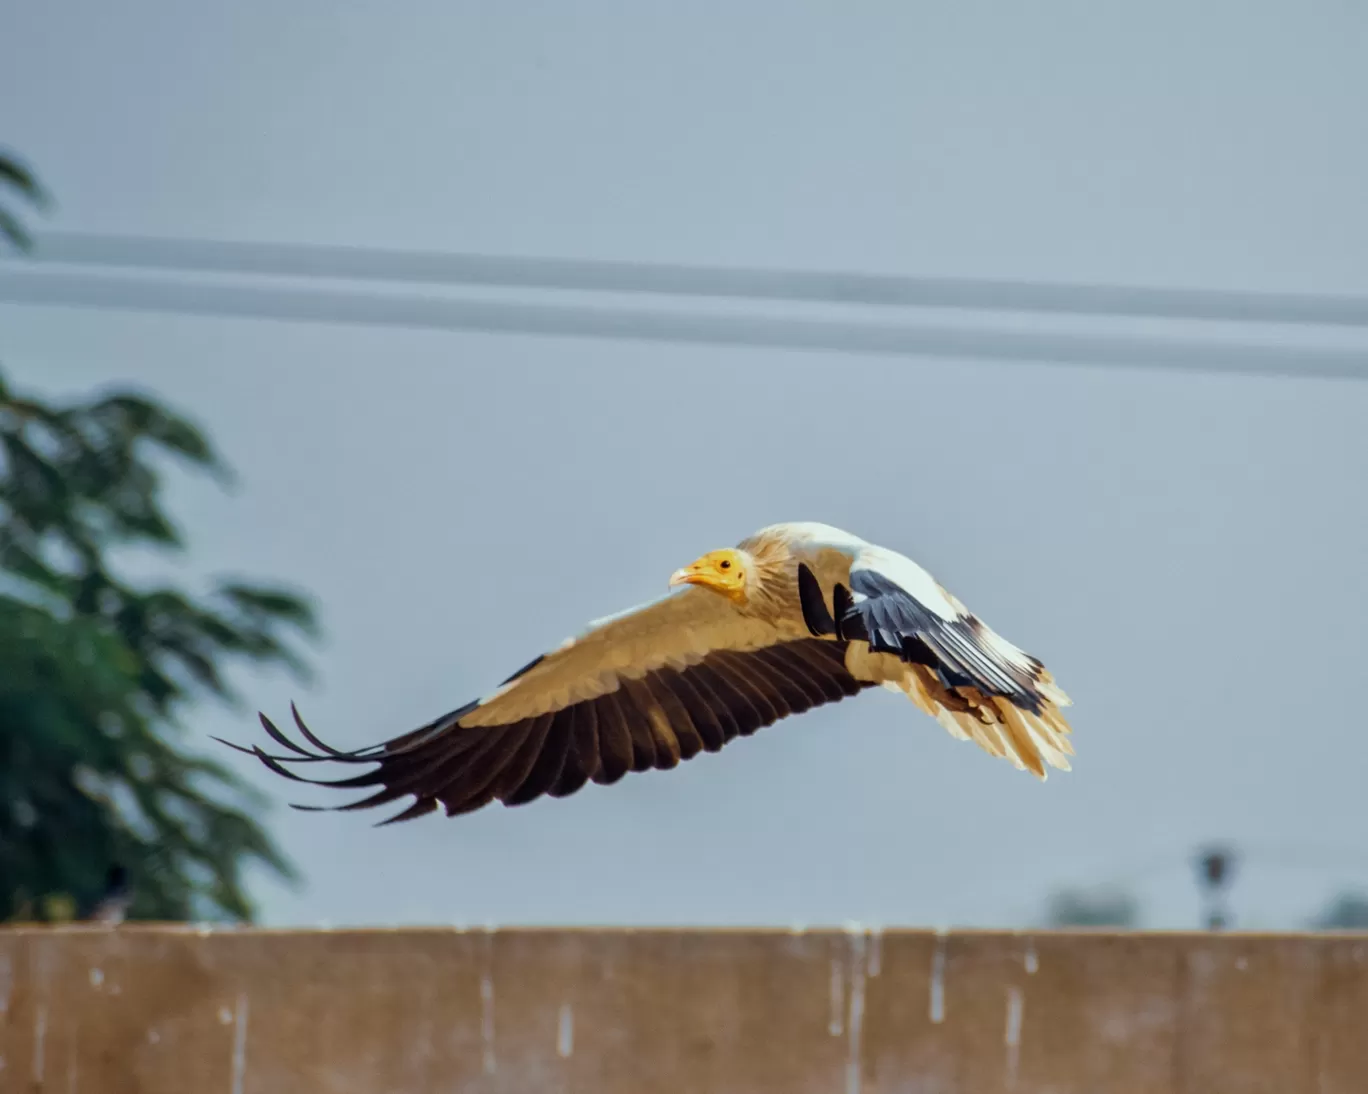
251;745;316;783
375;797;439;827
214;733;355;767
290;786;417;817
796;563;837;637
224;702;483;826
832;584;860;642
259;711;314;756
242;736;391;790
291;701;352;757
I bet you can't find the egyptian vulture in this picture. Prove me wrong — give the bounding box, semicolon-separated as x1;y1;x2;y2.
225;522;1073;825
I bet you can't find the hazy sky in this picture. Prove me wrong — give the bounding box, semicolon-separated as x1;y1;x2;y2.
3;1;1367;930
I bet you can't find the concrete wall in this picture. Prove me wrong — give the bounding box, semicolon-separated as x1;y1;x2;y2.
2;927;1366;1093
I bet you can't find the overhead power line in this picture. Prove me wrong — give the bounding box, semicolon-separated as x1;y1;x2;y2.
2;268;1365;381
28;230;1368;329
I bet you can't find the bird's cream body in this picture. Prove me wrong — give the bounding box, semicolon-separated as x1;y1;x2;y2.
237;521;1076;825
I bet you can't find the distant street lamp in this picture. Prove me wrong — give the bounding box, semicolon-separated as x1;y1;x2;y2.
1195;844;1238;931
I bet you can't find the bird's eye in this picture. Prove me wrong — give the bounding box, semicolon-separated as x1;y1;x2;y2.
719;560;731;569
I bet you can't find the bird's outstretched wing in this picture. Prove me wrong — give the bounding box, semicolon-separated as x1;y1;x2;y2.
221;586;875;825
797;556;1073;778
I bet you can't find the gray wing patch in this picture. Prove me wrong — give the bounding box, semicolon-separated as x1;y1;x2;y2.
800;563;1044;714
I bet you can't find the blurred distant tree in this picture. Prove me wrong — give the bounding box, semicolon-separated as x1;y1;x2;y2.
1310;891;1368;930
1;364;319;922
1045;885;1140;928
0;147;49;252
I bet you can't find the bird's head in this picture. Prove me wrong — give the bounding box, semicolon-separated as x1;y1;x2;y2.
669;548;749;604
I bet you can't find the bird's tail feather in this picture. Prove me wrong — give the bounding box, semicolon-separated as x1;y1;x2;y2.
901;664;1074;778
848;642;1074;778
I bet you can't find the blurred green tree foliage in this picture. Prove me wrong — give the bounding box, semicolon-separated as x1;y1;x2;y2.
0;146;49;252
1310;891;1368;930
0;364;318;923
1044;885;1140;929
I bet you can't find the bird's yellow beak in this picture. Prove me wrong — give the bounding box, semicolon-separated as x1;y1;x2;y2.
669;564;704;588
670;551;726;589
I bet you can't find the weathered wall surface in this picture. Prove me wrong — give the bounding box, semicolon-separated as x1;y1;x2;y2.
1;927;1366;1093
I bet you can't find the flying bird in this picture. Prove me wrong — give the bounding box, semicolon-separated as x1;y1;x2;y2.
223;522;1073;825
